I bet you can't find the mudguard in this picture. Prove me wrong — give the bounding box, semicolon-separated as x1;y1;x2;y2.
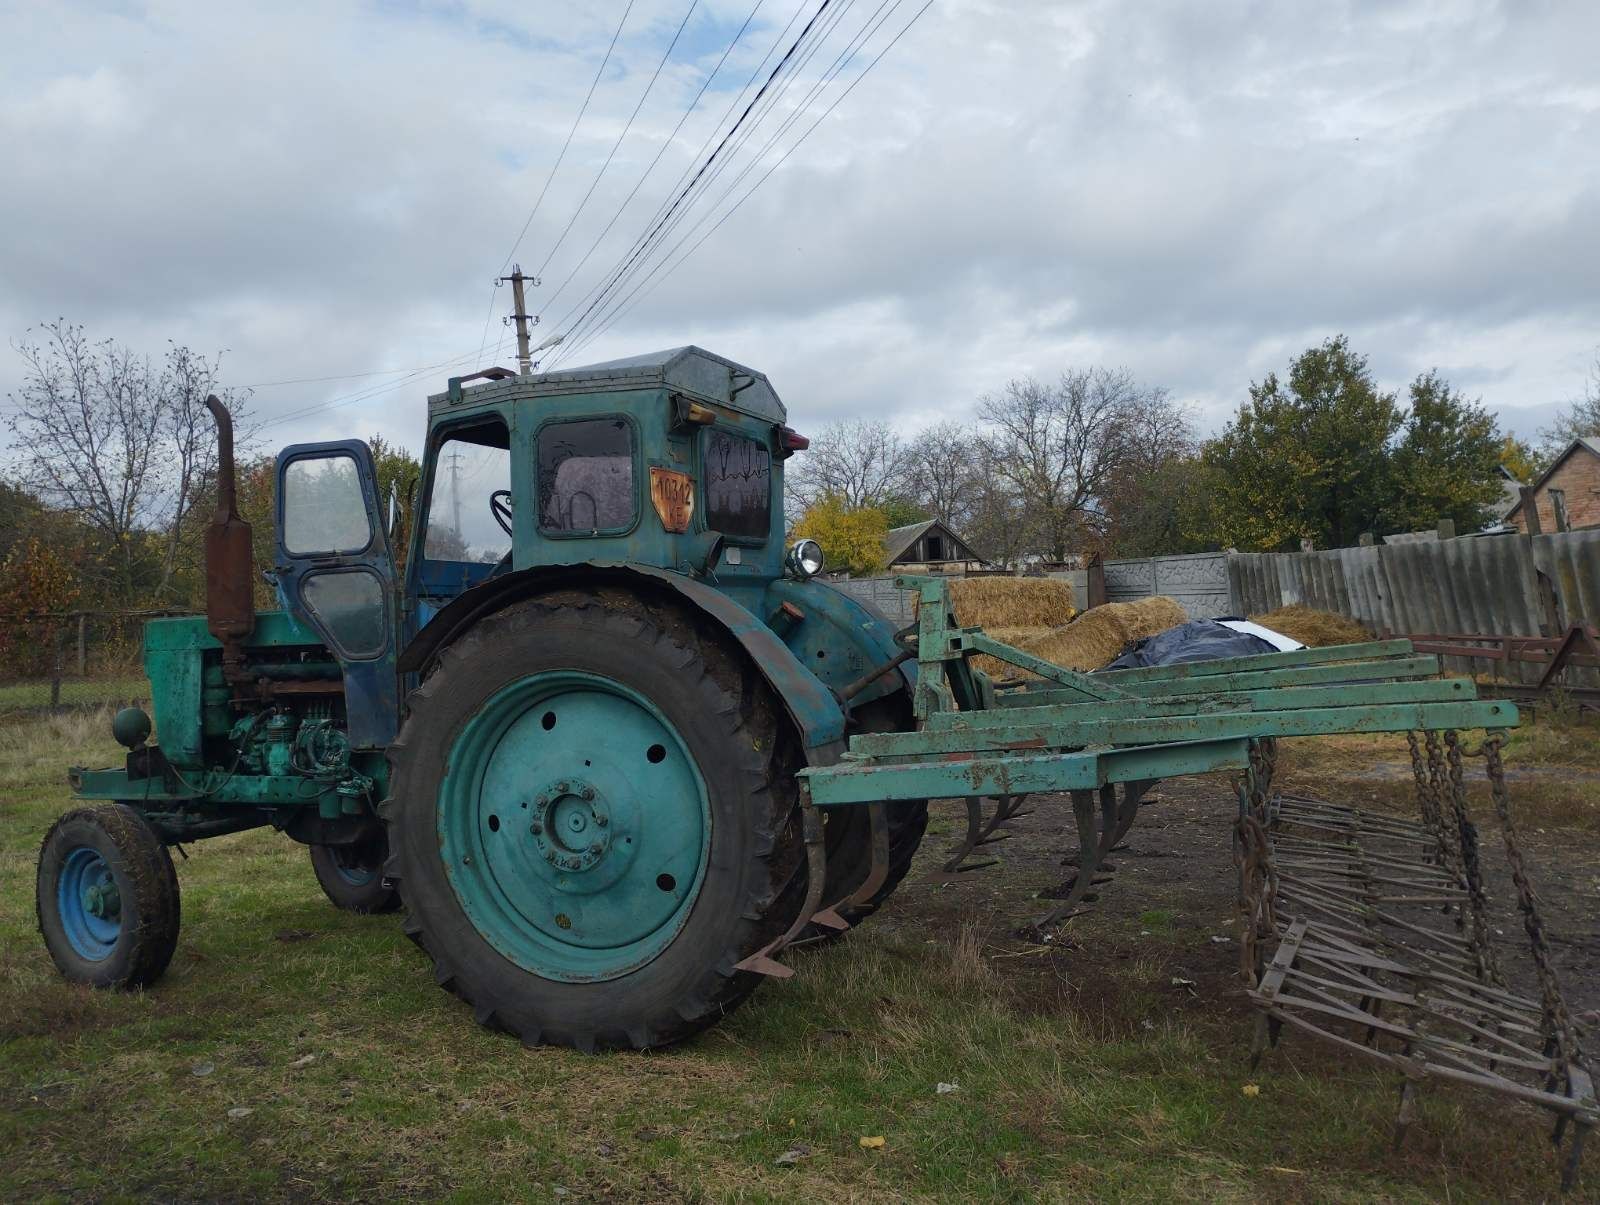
396;562;848;761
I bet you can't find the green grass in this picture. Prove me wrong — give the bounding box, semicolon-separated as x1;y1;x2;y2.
0;711;1589;1201
0;676;148;713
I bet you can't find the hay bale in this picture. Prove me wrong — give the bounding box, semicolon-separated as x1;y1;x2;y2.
1019;596;1189;673
972;597;1189;679
968;626;1055;679
1248;604;1370;648
931;577;1076;629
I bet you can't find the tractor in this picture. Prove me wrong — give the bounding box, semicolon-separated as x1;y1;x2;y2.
36;348;928;1050
35;345;1519;1053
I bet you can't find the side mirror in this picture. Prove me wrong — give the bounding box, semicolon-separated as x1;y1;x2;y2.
386;485;401;542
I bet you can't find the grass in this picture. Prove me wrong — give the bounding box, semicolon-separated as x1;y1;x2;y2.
1;710;1592;1201
0;675;148;714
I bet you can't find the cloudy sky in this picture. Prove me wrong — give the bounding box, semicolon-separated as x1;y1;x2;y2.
2;0;1597;458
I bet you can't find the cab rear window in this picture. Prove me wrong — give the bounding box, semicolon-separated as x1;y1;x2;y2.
703;429;770;540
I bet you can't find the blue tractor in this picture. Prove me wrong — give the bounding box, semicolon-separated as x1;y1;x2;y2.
38;348;929;1050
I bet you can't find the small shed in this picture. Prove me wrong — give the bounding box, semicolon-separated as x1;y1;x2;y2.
1504;436;1600;533
883;519;988;573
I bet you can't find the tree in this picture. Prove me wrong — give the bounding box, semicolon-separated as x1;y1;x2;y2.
367;434;423;568
1499;434;1540;484
977;368;1172;562
960;441;1029;570
0;536;81;678
790;494;889;575
1383;371;1504;533
785;419;908;513
4;320;252;605
1539;352;1600;460
904;421;980;530
1204;336;1402;550
1099;390;1208;556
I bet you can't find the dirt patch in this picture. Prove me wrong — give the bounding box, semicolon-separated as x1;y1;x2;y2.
874;761;1600;1030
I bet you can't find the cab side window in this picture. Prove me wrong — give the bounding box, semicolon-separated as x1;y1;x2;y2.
422;421;511;563
282;454;372;555
538;418;635;533
703;428;770;540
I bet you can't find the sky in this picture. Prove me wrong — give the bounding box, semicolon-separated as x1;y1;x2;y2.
2;0;1597;460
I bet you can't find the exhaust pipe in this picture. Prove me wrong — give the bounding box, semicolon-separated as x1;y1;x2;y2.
203;395;255;683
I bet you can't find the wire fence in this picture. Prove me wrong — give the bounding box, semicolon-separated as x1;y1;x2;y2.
0;611;178;714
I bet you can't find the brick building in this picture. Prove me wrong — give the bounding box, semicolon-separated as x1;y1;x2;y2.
1505;435;1600;533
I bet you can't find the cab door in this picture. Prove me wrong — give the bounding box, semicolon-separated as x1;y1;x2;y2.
275;440;398;749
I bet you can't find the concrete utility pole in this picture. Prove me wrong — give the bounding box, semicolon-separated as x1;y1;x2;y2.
498;264;539;376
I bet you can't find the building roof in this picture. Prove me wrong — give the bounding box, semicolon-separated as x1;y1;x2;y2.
883;518;986;564
1504;435;1600;520
431;345;785;424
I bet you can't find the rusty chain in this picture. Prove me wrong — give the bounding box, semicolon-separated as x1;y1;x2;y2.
1444;730;1506;988
1482;732;1586;1079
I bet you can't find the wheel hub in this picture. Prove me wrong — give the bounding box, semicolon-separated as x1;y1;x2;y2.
438;670;712;982
85;881;120;919
529;778;612;871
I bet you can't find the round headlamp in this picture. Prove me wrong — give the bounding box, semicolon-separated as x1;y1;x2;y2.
786;538;824;579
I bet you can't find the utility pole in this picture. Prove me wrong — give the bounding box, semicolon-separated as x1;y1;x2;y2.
498;264;539;376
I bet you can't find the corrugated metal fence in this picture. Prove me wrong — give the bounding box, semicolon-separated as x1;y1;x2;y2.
1229;529;1600;686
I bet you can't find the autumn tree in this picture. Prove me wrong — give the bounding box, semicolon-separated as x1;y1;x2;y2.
1499;434;1540;484
790;493;889;575
0;536;81;677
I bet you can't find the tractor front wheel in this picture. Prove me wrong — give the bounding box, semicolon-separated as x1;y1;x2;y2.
383;593;806;1051
310;835;400;914
36;804;180;989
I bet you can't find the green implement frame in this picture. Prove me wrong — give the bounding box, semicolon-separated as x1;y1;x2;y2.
800;577;1516;807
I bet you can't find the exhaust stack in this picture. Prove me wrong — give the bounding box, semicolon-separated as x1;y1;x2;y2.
203;395;255;682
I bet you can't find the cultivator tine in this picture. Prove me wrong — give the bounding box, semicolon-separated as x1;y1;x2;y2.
939;794;1029;875
734;785;827;979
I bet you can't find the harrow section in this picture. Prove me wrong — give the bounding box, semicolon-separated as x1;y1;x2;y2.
1237;733;1594;1190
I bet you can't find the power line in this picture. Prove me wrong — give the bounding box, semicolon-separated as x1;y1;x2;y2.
553;0;871;360
544;0;838;351
551;0;882;363
557;0;934;366
537;0;768;317
477;1;637;366
496;1;637;279
532;1;703;283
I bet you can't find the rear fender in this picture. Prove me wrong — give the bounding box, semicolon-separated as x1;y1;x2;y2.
397;562;847;761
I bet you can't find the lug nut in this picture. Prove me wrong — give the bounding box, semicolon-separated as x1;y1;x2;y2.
594;815;608;828
579;785;594;800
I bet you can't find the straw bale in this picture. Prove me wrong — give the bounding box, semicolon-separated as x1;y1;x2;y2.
930;577;1076;629
971;596;1189;679
1248;604;1371;648
967;626;1055;679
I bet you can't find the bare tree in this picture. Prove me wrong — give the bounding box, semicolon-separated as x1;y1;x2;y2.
785;418;908;513
904;421;980;530
977;368;1152;562
961;440;1029;569
1539;350;1600;460
5;320;253;601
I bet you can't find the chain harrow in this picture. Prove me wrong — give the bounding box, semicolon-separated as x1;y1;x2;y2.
1241;728;1593;1192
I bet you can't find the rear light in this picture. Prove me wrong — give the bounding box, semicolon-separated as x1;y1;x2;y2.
779;426;809;451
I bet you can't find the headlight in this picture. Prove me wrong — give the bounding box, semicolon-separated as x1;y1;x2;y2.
786;538;824;579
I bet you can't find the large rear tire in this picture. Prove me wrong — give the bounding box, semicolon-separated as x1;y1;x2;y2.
383;591;806;1051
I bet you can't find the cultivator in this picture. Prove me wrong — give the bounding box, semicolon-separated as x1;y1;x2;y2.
748;576;1520;962
1237;729;1594;1190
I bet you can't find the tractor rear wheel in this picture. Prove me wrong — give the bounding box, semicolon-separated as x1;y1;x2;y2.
383;592;806;1051
36;804;180;989
310;835;400;914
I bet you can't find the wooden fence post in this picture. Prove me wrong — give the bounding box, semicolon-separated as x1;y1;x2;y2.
76;612;87;677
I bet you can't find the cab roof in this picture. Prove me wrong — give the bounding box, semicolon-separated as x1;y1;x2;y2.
428;345;785;424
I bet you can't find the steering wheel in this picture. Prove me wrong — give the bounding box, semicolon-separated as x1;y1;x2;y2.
490;489;514;538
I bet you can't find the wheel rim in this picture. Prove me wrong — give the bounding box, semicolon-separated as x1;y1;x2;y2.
57;846;122;961
329;840;381;887
437;670;711;982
